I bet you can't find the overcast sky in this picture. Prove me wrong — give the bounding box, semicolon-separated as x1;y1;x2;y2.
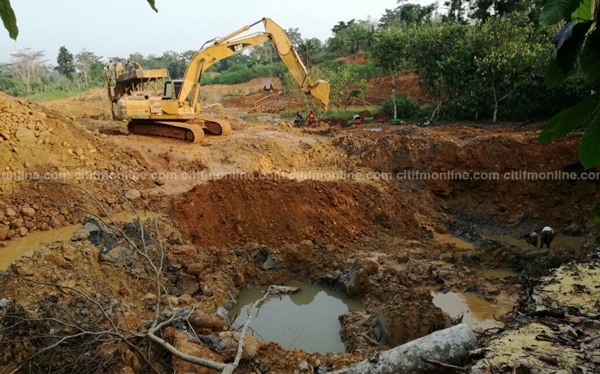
0;0;434;64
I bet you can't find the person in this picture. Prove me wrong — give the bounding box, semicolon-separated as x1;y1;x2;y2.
308;110;317;126
521;232;538;247
294;112;304;127
106;59;117;84
540;226;554;249
126;59;141;72
115;60;124;78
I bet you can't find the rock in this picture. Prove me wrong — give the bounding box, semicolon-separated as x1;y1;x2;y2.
21;207;36;217
262;254;281;270
14;128;36;143
99;245;136;266
363;259;379;276
73;147;84;156
218;331;260;360
125;189;141;199
189;310;225;333
40;222;49;231
24;221;35;230
287;240;314;262
18;227;28;237
562;223;582;236
71;215;118;247
0;132;10;141
163;327;224;374
177;272;200;296
338;260;371;297
186;262;204;276
32;112;47;121
5;208;16;217
0;224;8;241
299;361;310;371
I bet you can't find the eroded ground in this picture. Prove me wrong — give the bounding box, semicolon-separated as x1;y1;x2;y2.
0;84;599;373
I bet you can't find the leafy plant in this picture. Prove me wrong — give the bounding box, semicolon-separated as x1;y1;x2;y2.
381;94;420;119
536;0;600;240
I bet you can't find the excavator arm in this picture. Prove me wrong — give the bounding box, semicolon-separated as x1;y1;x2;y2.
178;18;330;110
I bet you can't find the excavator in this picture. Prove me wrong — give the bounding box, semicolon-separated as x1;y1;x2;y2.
105;18;330;143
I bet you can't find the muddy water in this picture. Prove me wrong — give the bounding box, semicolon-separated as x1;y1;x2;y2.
230;284;363;354
433;233;474;249
479;268;518;278
0;211;160;270
432;291;515;329
491;234;591;248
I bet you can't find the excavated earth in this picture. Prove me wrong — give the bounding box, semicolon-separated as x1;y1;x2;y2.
0;87;599;374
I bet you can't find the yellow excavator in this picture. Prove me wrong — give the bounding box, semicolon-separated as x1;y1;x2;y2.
105;18;330;143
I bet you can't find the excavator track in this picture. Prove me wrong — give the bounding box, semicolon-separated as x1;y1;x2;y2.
127;121;205;144
196;116;231;136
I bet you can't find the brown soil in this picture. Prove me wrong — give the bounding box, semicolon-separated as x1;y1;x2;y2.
0;77;598;374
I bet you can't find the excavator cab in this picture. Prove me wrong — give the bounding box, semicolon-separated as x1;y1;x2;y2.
164;80;183;100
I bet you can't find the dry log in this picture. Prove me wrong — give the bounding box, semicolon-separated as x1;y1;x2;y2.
331;323;477;374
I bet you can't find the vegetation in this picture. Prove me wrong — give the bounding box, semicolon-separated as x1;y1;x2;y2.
0;0;597;126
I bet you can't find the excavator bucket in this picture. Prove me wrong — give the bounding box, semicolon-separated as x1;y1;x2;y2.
308;80;330;110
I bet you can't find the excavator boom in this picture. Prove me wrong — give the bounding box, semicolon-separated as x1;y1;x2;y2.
106;17;330;143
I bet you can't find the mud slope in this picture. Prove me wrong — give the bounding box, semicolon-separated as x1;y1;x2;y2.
170;178;425;248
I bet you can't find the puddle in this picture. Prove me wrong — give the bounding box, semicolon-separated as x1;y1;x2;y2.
433;233;474;249
0;211;160;270
479;268;518;278
491;235;591;248
431;291;515;330
229;283;363;354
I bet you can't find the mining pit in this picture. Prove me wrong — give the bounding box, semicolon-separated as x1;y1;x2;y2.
0;85;598;373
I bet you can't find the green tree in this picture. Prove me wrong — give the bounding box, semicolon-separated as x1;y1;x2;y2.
298;38;321;66
371;28;410;119
55;46;76;81
74;49;103;88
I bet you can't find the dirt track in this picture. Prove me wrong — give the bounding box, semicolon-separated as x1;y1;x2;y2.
1;84;599;373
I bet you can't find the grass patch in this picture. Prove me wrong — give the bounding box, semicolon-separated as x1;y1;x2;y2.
27;90;83;102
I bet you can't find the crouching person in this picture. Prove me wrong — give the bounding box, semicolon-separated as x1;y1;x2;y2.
540;226;554;249
522;232;538;247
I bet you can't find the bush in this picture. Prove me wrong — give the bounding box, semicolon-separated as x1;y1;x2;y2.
381;94;420;119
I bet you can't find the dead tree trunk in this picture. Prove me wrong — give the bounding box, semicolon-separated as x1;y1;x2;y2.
331;323;477;374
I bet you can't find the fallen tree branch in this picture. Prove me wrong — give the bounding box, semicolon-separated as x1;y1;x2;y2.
331;324;477;374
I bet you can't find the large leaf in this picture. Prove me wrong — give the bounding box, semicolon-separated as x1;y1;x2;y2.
539;92;599;142
579;111;600;169
539;0;580;25
0;0;18;40
571;0;593;21
553;21;592;75
147;0;158;12
580;24;600;82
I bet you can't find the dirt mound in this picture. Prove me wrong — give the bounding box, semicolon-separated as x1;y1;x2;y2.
170;177;424;248
0;92;155;242
335;54;368;64
363;71;430;106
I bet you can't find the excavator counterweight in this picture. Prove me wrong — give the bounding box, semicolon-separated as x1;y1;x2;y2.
105;18;330;143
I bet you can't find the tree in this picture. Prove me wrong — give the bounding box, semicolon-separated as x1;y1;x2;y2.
55;46;76;81
2;0;157;40
75;49;103;88
285;27;302;48
371;29;410;119
298;38;321;66
8;48;48;92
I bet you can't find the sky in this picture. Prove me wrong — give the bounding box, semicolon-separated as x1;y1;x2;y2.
0;0;431;64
